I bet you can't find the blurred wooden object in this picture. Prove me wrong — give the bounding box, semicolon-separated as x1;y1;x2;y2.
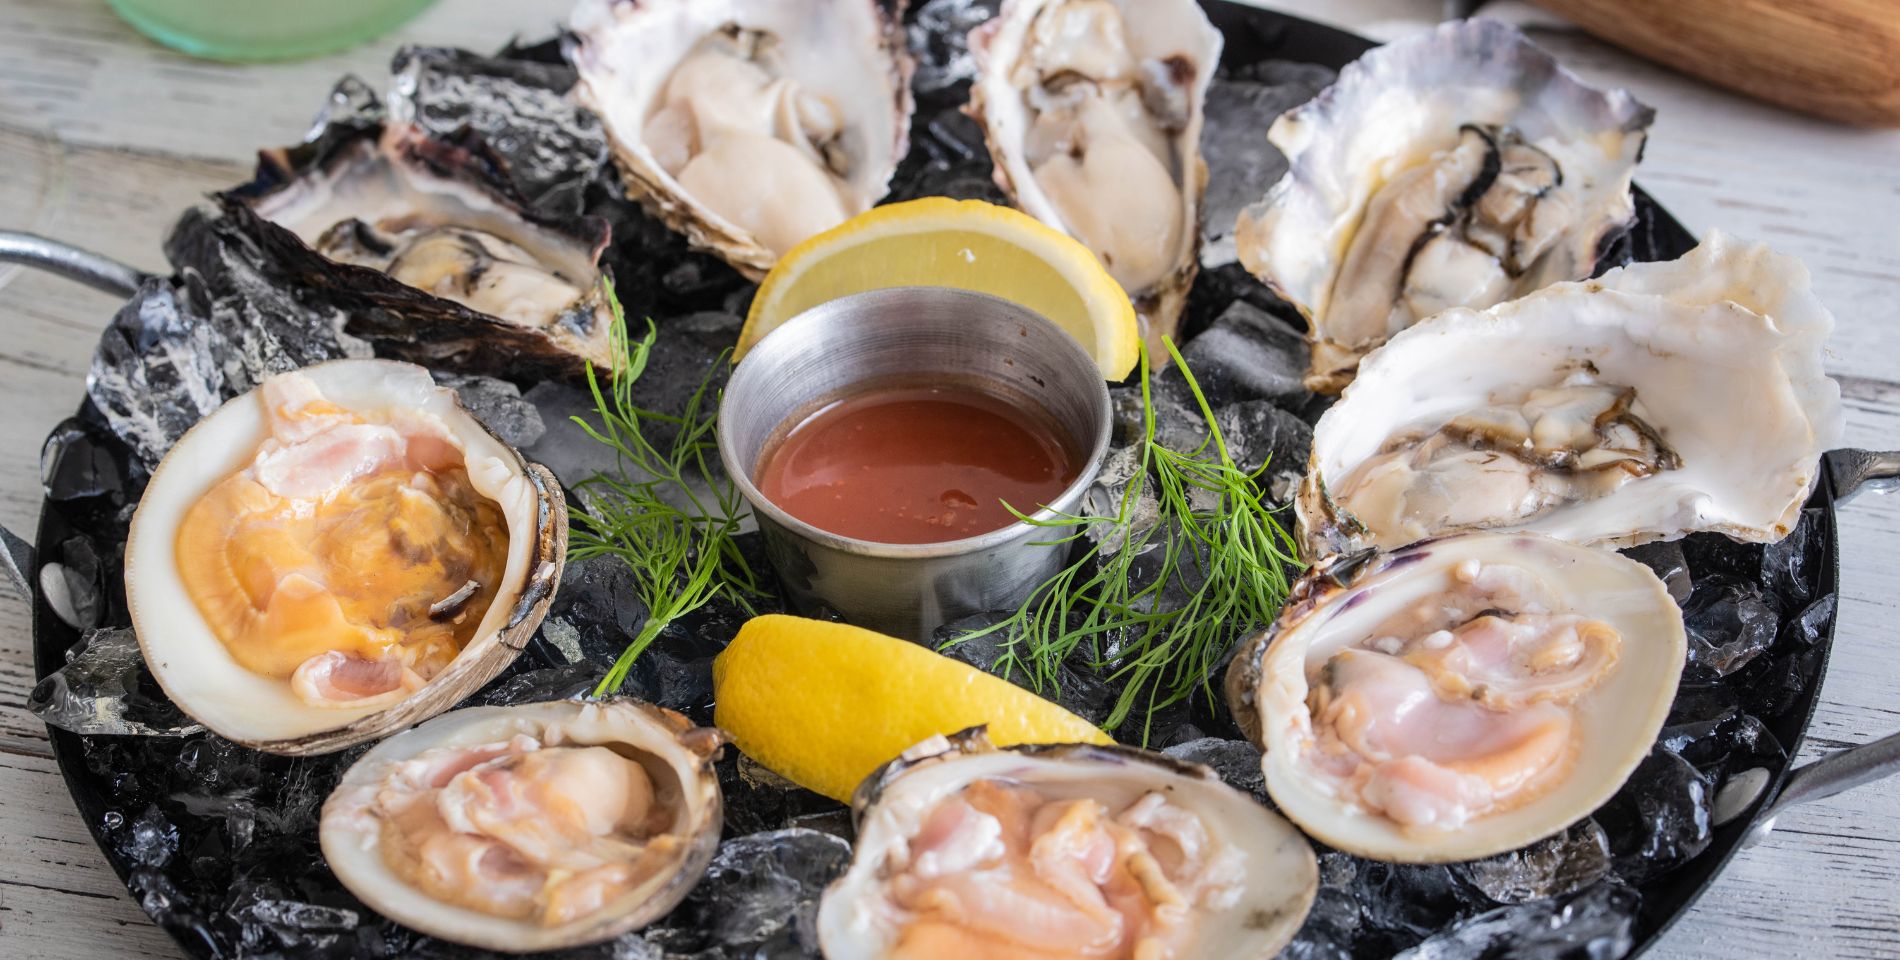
1534;0;1900;126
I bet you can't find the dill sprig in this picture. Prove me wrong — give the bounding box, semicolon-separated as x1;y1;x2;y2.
945;339;1304;742
567;284;761;697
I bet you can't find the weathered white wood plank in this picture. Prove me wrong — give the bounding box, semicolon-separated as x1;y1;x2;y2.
0;1;1896;959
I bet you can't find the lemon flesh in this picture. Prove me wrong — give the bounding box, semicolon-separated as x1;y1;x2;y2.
712;614;1113;802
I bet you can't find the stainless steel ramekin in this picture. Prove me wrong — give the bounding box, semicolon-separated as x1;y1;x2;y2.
718;287;1112;641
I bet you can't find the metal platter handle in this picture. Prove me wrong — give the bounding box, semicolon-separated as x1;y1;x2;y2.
0;230;152;299
1747;730;1900;847
1827;448;1900;503
0;522;30;603
0;231;152;603
1741;448;1900;845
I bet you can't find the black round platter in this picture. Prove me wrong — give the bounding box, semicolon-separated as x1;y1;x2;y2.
22;3;1848;959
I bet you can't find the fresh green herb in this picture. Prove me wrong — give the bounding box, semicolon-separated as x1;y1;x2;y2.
944;339;1303;742
569;283;761;697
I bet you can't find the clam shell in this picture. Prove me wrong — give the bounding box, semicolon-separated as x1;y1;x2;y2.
320;699;726;952
125;359;566;755
1225;533;1686;862
819;727;1317;959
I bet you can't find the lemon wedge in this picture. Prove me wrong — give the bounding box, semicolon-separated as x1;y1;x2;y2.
712;614;1112;802
737;197;1139;379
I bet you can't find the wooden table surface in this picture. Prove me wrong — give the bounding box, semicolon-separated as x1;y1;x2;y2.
0;0;1895;957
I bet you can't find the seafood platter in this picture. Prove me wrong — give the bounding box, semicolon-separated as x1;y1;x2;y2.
9;1;1898;958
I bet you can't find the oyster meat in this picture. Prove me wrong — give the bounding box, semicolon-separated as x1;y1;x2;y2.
968;0;1221;355
322;699;725;952
125;360;565;755
1225;532;1685;862
568;0;914;276
1299;232;1842;557
224;122;618;379
1236;19;1654;391
818;729;1317;959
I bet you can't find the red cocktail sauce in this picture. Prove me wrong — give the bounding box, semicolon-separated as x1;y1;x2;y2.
755;383;1079;545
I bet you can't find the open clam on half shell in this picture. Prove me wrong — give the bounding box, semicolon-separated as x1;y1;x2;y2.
1298;232;1843;558
321;700;726;952
567;0;914;277
126;360;565;755
1237;18;1655;392
969;0;1222;356
817;728;1317;959
1226;532;1685;862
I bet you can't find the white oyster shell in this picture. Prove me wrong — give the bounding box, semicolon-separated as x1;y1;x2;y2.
1298;232;1843;557
818;730;1316;959
125;360;565;755
1225;533;1685;862
321;699;725;952
1237;18;1654;392
567;0;913;277
968;0;1221;355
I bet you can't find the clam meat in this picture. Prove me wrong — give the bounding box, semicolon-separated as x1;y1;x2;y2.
1236;19;1654;391
968;0;1221;354
1226;533;1685;862
322;700;725;952
568;0;914;276
1299;232;1842;556
126;360;565;755
818;729;1317;959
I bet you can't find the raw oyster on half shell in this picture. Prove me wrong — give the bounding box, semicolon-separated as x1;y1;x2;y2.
322;699;725;952
1226;532;1685;862
968;0;1222;356
1237;18;1654;392
1298;232;1843;558
818;728;1317;959
218;120;618;380
567;0;914;277
126;360;565;755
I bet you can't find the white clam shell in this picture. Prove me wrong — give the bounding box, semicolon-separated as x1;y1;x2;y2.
320;700;726;952
125;359;566;755
1226;533;1686;863
818;730;1317;959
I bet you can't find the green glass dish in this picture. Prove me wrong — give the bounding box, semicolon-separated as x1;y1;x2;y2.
107;0;439;62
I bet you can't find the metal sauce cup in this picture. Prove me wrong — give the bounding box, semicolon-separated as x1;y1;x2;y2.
719;287;1112;641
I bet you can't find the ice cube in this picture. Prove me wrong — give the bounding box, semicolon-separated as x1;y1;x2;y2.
1200;66;1337;267
1456;820;1612;904
1162;737;1269;804
644;828;853;957
27;627;204;737
1391;881;1639;960
435;372;547;448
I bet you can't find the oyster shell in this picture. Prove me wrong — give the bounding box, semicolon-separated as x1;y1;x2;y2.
321;699;725;952
216;121;616;380
1236;18;1654;392
567;0;914;277
125;360;565;755
969;0;1221;357
1298;232;1842;557
817;728;1317;959
1225;532;1685;862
